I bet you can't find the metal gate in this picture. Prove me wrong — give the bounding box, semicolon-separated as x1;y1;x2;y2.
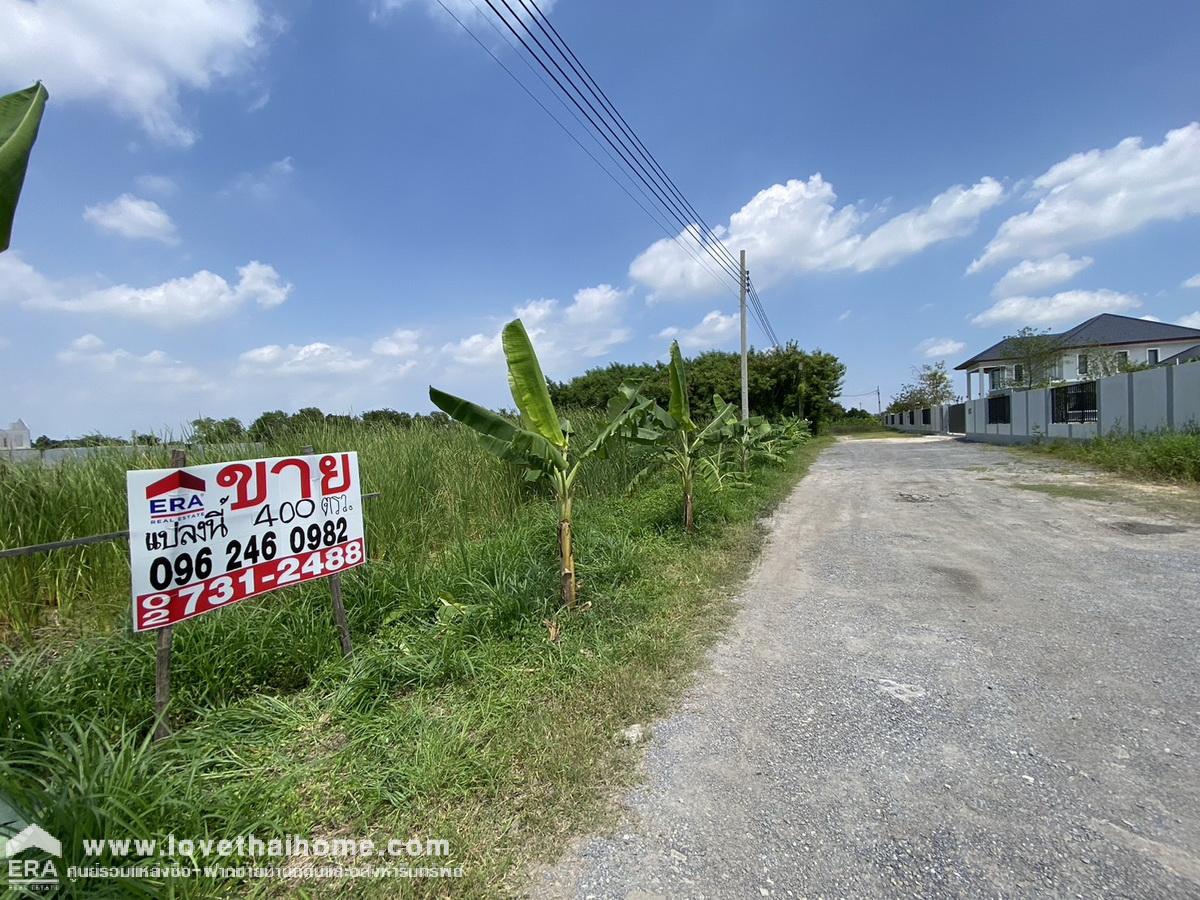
948;403;966;434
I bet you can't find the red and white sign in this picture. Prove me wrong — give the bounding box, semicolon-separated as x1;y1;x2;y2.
126;452;366;632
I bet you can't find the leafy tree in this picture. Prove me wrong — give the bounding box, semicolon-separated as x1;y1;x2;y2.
1081;345;1151;378
1004;326;1063;389
362;408;413;428
887;362;954;412
248;410;291;442
291;407;326;427
550;343;845;429
549;362;664;409
190;417;245;444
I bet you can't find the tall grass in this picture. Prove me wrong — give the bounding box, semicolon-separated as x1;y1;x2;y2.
0;415;641;638
0;415;823;896
1022;429;1200;482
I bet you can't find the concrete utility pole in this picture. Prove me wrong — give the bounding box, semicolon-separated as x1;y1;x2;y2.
739;249;749;421
876;387;882;416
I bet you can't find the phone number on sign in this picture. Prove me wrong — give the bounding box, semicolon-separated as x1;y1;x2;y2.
134;539;365;631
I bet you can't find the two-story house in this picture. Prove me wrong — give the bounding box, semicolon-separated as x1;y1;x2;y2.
954;314;1200;399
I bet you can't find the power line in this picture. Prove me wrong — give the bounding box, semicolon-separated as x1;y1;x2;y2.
479;0;742;284
437;0;738;302
517;0;743;275
442;0;782;346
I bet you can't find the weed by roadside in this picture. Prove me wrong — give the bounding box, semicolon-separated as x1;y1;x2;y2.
1017;431;1200;482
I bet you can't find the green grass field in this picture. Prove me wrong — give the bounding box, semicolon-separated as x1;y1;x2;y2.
0;417;828;897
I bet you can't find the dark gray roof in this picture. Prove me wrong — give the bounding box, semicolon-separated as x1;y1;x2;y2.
1159;343;1200;366
955;314;1200;370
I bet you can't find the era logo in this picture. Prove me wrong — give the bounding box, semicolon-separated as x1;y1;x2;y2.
145;470;207;521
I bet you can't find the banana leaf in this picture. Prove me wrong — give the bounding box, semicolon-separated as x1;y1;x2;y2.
0;83;48;253
502;319;566;448
667;341;695;431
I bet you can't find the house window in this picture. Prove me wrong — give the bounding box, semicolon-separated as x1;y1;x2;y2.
1147;348;1160;365
908;410;915;425
987;394;1011;425
1116;351;1128;367
1051;381;1098;424
987;367;1006;391
922;408;931;425
1077;353;1088;376
1013;363;1024;384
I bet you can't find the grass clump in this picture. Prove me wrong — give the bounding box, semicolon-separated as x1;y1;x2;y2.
1019;430;1200;482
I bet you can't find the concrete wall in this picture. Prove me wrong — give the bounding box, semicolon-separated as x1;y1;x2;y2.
888;361;1200;444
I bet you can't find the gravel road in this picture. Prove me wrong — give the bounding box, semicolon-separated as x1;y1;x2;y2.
536;436;1200;898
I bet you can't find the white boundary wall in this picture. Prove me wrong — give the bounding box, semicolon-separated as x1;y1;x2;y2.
884;362;1200;444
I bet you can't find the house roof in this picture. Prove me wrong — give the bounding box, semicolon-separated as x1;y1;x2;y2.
955;314;1200;370
1160;343;1200;366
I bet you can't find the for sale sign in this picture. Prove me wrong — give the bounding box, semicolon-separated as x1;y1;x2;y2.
126;452;366;632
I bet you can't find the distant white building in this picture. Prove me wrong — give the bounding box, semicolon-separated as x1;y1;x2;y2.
1;419;32;450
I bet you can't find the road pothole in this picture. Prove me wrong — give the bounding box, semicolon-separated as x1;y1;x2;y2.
1108;521;1190;535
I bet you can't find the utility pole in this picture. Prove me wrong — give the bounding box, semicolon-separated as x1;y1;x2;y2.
876;386;882;416
739;249;749;421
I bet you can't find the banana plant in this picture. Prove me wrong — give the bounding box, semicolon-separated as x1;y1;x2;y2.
711;402;787;470
430;318;651;608
0;83;48;253
623;341;736;532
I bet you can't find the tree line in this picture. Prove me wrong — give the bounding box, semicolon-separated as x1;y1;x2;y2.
32;345;851;446
549;343;847;430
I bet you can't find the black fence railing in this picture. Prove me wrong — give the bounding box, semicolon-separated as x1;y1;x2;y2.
1051;381;1098;424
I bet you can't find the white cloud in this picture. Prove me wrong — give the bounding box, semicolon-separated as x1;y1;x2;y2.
991;254;1093;298
970;123;1200;271
0;0;273;146
223;156;295;199
629;174;1003;298
233;261;290;308
1179;312;1200;329
0;253;58;307
443;286;633;366
371;328;421;357
971;289;1141;326
22;260;291;326
837;309;851;322
564;283;626;325
57;334;206;385
236;343;377;377
916;337;966;358
83;194;179;244
133;174;178;196
563;284;631;356
1184;273;1200;289
658;310;739;349
442;331;503;367
852;179;1006;271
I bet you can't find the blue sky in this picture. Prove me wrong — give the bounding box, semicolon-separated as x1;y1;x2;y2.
2;0;1200;436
